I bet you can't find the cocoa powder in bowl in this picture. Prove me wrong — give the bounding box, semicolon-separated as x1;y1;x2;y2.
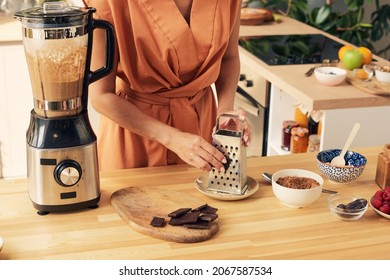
276;176;320;189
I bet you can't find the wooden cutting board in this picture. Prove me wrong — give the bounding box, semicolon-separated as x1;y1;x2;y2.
347;76;390;96
111;186;219;243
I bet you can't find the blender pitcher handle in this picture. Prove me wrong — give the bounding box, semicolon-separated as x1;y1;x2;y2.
88;19;115;84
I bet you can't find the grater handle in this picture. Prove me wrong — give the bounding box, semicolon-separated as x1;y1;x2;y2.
215;113;245;135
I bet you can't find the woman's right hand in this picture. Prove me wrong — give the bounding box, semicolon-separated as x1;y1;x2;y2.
165;130;227;172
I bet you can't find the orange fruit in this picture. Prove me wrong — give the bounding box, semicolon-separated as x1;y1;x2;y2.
357;46;372;65
338;45;355;61
354;69;369;80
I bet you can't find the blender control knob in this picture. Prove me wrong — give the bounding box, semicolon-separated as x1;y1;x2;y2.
54;160;82;187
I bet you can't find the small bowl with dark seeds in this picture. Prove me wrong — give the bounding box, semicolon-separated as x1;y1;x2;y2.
328;194;368;221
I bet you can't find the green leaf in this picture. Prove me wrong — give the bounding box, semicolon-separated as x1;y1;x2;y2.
315;5;332;25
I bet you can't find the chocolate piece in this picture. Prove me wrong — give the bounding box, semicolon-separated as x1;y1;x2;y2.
201;205;218;214
192;204;208;212
223;155;232;171
168;211;200;226
150;216;165;227
168;207;191;218
184;220;210;229
199;213;218;222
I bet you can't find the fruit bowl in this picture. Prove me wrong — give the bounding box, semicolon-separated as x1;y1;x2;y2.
328;194;368;221
370;187;390;219
370;200;390;219
316;149;367;184
374;65;390;84
271;169;324;208
314;66;347;86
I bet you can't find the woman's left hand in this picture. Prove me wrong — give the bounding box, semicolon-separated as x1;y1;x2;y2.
217;109;251;147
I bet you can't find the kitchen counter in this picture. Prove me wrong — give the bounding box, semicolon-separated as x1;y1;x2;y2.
239;17;390;111
0;145;389;260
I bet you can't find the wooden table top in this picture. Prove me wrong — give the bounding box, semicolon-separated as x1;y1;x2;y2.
0;146;388;260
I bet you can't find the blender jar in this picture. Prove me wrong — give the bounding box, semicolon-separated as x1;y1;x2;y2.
15;1;91;118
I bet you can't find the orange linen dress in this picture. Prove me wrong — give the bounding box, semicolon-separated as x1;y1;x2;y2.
87;0;241;171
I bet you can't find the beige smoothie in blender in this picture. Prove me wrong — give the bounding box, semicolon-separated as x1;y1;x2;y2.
25;36;88;117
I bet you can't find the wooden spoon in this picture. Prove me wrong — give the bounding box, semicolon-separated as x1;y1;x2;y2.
330;123;361;166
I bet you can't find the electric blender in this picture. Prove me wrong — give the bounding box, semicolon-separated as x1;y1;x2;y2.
15;1;114;215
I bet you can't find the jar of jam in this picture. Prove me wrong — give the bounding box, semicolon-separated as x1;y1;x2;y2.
308;134;321;152
281;121;299;151
290;127;309;153
294;106;308;128
375;144;390;189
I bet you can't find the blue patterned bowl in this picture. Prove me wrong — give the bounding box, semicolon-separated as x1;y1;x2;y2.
316;149;367;183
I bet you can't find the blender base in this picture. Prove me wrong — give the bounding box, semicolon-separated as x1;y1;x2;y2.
32;195;101;216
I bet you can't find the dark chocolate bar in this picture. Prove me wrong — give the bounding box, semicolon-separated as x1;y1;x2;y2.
168;211;200;226
192;204;208;212
199;213;218;222
168;207;191;218
150;216;165;227
201;205;218;214
183;220;210;229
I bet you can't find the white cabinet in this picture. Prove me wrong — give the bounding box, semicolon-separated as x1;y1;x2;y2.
267;84;390;156
0;42;32;178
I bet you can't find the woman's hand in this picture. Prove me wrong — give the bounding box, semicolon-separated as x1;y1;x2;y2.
217;109;251;147
165;131;227;172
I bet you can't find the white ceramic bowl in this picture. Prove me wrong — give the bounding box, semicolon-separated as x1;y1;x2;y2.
314;66;347;86
375;66;390;84
271;169;324;208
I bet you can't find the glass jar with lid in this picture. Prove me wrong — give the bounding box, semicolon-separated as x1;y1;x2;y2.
308;134;321;152
290;127;309;153
281;120;299;151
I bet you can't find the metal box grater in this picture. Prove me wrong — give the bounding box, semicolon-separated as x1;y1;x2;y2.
207;114;247;195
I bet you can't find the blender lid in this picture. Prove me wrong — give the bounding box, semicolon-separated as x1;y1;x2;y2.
14;1;94;27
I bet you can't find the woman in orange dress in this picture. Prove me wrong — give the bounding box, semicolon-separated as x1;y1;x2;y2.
86;0;250;171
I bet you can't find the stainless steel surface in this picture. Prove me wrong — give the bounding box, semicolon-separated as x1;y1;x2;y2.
234;89;266;156
237;49;269;156
261;172;337;194
22;25;87;39
27;143;100;206
208;114;247;195
34;97;82;111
